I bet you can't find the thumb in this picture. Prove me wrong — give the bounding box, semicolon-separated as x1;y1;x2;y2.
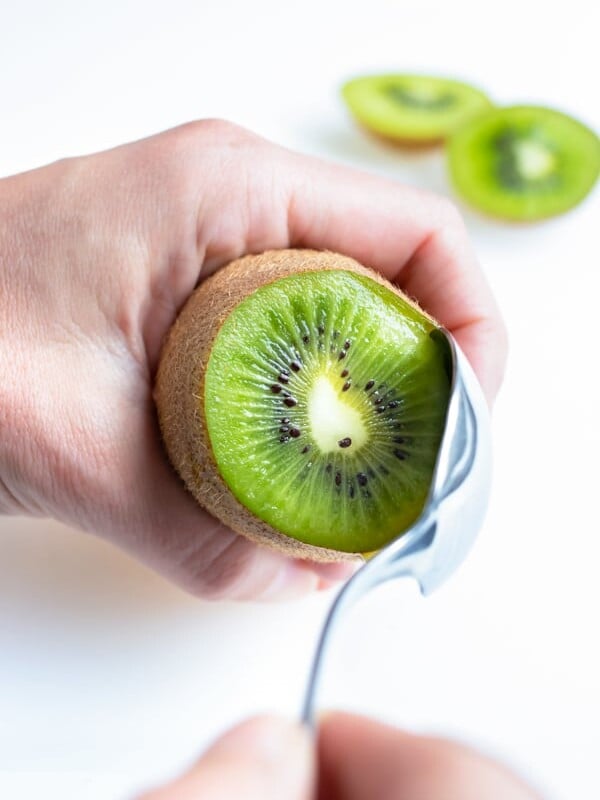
137;716;314;800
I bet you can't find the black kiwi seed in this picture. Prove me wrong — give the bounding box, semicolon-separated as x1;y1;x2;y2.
278;371;290;383
335;471;342;486
301;445;311;454
271;384;282;393
318;324;325;335
373;396;383;404
365;380;375;391
284;396;298;407
344;339;351;350
357;472;368;486
290;361;301;372
388;400;400;409
342;381;352;392
281;417;290;424
376;405;386;413
394;449;409;460
338;350;346;360
302;335;309;344
333;330;340;339
338;437;352;448
349;484;355;499
289;427;301;438
393;436;406;444
280;435;290;443
340;369;349;378
280;425;290;433
325;463;332;473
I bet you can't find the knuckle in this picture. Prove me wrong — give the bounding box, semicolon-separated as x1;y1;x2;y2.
133;118;261;199
164;117;256;153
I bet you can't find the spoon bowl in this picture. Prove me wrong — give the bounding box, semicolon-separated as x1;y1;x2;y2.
301;330;492;726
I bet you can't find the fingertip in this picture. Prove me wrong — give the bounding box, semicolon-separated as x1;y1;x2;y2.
209;714;312;762
452;313;509;409
253;562;320;602
307;560;358;581
197;715;314;800
253;556;357;602
138;716;314;800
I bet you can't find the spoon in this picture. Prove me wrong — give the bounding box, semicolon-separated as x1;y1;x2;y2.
301;330;492;726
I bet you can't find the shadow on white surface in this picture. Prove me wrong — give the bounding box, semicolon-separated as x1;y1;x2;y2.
0;517;191;621
300;120;450;195
0;515;331;793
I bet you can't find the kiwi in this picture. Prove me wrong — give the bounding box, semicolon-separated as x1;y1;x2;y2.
447;105;600;220
155;250;451;562
341;74;492;145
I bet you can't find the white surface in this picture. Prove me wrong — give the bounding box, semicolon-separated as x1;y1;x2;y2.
1;1;599;798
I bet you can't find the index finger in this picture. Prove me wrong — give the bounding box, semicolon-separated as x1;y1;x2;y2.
285;156;507;405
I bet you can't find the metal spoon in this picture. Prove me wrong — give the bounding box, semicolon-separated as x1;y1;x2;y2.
301;330;492;726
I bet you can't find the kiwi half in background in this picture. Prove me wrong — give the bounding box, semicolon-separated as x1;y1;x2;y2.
155;250;451;561
341;74;492;145
447;105;600;220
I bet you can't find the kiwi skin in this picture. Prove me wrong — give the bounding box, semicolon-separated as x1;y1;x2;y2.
155;249;437;563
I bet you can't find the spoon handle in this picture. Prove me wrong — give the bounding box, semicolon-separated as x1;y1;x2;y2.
300;515;434;728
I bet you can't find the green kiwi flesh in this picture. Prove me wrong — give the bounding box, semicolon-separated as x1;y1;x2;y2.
342;74;492;144
203;268;451;554
447;105;600;220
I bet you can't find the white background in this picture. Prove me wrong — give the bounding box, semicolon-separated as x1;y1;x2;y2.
1;1;599;798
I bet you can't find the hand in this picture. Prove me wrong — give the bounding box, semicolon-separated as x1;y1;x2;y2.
0;120;507;600
136;714;539;800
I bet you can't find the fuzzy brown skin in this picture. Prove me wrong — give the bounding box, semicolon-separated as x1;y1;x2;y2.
155;249;432;562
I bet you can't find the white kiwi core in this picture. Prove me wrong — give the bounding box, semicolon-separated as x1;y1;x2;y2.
514;139;556;179
308;374;368;453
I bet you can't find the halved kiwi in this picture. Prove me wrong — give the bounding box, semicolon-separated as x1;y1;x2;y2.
447;105;600;220
155;250;451;561
341;74;492;145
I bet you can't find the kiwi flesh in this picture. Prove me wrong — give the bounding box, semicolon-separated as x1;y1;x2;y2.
341;74;492;145
447;105;600;220
155;250;451;562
